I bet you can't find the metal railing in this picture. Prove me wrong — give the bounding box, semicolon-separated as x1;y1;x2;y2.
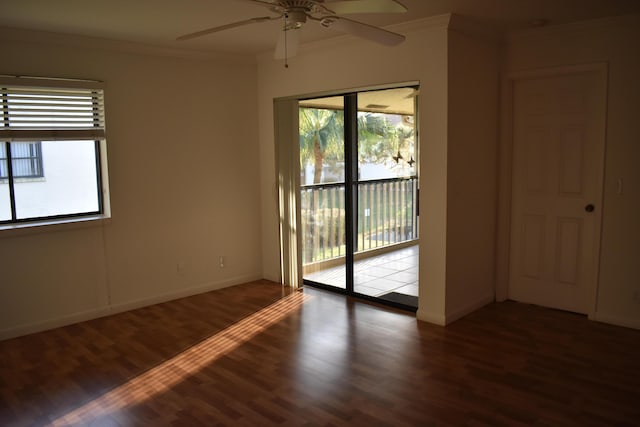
300;176;418;265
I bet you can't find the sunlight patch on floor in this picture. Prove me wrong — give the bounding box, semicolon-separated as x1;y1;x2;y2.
50;291;311;426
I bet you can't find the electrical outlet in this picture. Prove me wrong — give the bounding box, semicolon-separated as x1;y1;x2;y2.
219;256;225;268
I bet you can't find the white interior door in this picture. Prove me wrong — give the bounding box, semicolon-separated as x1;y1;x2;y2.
509;68;606;314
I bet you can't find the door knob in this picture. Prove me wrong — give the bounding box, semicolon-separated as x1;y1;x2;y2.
585;204;595;213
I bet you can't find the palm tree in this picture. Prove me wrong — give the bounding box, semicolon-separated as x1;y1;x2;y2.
299;107;344;184
300;108;415;182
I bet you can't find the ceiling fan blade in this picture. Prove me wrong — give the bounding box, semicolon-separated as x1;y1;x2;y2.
242;0;282;10
176;16;277;41
274;29;300;59
327;0;407;15
325;16;405;46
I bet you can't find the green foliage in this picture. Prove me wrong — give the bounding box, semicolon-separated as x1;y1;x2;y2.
357;113;414;164
299;107;415;184
299;107;344;163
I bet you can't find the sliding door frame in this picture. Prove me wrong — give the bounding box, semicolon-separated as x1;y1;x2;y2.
344;92;358;294
276;82;419;310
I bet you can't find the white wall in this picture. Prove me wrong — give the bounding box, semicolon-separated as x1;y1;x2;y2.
258;15;499;324
445;27;499;322
504;15;640;329
0;29;262;339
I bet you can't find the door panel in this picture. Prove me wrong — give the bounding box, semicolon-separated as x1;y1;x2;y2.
509;70;606;314
356;88;418;305
521;214;545;279
559;129;584;195
555;217;581;285
299;96;346;291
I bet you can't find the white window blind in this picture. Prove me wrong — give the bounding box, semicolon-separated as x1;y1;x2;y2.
0;76;105;141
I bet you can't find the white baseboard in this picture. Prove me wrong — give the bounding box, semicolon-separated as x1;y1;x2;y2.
589;311;640;330
0;307;111;341
416;292;496;327
109;273;262;315
416;308;446;326
0;273;262;341
444;293;495;325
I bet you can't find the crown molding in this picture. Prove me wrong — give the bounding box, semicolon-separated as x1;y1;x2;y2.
448;14;501;43
391;13;453;34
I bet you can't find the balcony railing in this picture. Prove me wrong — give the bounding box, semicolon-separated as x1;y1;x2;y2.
300;176;418;265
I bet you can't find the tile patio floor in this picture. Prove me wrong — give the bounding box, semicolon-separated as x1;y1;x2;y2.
303;245;418;299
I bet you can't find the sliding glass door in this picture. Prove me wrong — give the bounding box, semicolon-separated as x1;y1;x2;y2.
300;86;419;310
354;89;419;308
299;95;346;291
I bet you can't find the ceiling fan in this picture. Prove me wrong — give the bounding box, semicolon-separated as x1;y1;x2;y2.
177;0;408;63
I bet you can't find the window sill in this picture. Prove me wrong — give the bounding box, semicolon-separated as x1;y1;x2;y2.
0;215;111;238
0;177;46;184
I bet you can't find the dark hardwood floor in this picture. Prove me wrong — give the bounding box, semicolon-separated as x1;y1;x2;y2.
1;280;639;426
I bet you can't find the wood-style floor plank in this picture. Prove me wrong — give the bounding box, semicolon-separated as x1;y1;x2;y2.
1;280;639;426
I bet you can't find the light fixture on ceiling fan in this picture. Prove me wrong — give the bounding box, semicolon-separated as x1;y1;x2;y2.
177;0;408;66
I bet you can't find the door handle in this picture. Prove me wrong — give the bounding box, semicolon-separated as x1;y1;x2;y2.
585;204;595;213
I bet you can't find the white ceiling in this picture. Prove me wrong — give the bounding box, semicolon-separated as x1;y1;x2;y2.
0;0;639;57
300;87;417;115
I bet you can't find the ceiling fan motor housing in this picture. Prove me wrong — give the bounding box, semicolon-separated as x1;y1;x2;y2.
273;1;329;30
274;0;326;13
285;10;308;29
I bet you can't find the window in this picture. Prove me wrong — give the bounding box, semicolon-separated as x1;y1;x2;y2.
0;142;43;179
0;76;108;224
